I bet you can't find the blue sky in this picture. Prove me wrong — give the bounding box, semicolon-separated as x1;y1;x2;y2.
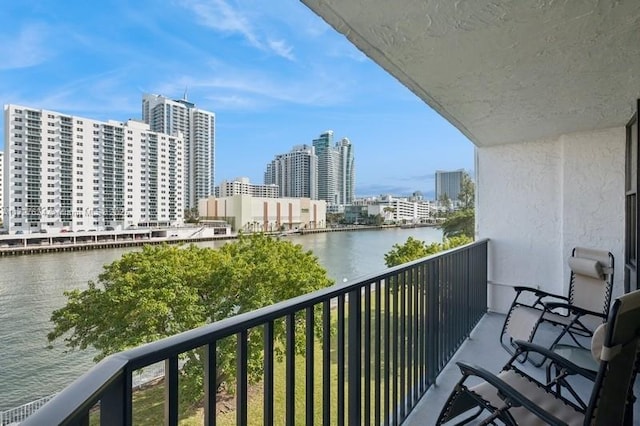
0;0;474;199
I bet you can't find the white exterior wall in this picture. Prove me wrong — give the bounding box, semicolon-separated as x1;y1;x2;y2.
124;123;185;227
265;145;318;199
142;94;215;208
369;197;433;223
218;177;279;198
199;195;326;232
477;127;625;313
3;105;184;232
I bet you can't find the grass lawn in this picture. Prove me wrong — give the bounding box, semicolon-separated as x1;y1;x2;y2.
91;286;416;425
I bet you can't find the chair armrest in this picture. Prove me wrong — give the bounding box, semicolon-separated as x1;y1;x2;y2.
513;286;569;301
543;302;607;319
513;340;597;380
456;362;569;426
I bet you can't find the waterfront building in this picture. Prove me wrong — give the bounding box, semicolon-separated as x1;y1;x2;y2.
142;94;215;209
3;105;184;232
313;131;338;203
336;137;355;205
435;169;464;204
350;195;435;224
264;144;318;199
216;177;279;198
198;194;326;232
343;204;368;224
312;131;355;206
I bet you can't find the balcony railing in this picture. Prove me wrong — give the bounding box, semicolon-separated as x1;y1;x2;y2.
24;239;488;426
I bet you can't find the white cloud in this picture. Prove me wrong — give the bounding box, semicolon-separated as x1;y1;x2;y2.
184;0;260;46
180;0;296;60
148;65;351;112
267;39;295;61
0;23;53;70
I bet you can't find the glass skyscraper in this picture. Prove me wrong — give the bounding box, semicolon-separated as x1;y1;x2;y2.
435;169;464;202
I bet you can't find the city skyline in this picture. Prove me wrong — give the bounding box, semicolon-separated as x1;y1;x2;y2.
0;0;474;199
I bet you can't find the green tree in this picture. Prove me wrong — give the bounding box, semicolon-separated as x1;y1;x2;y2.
371;214;384;226
384;235;473;267
384;237;442;267
441;208;474;239
326;212;345;226
48;234;333;403
438;193;452;214
184;207;200;224
457;172;475;210
440;171;475;239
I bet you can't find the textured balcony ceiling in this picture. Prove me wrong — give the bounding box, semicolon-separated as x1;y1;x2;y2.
301;0;640;147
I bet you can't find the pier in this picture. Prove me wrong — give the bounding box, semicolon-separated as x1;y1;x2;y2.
0;229;235;257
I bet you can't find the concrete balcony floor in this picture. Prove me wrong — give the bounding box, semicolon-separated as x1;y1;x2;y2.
404;312;640;425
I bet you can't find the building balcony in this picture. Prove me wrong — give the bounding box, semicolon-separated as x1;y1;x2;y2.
22;239;634;425
25;241;492;425
11;1;640;424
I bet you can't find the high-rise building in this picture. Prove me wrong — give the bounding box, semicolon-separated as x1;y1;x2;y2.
435;169;464;202
3;105;184;232
312;131;355;206
142;94;215;209
265;145;318;199
313;131;338;203
336;137;355;205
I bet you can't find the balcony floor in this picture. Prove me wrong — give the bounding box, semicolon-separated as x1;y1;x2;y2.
404;312;640;425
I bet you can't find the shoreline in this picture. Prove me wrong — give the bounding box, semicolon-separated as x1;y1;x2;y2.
0;223;440;257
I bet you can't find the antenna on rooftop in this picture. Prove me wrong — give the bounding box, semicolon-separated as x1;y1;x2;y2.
183;86;188;101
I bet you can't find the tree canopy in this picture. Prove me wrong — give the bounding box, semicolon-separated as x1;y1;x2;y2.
441;209;475;239
48;233;333;402
457;172;475;210
384;235;472;267
440;171;475;239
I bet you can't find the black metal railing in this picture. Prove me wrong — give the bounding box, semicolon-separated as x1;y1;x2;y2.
24;239;488;426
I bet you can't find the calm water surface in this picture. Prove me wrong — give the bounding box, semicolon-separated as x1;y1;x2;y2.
0;227;442;410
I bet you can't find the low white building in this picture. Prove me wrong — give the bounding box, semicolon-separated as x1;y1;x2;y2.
353;195;435;223
216;177;279;198
198;194;326;232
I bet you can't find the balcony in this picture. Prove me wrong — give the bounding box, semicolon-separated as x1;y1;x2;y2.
24;241;488;425
13;1;640;424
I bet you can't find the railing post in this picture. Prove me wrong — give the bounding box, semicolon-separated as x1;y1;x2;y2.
165;356;179;426
348;288;362;425
100;369;131;426
237;331;248;426
204;342;217;426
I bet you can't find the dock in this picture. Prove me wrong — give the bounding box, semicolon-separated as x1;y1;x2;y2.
0;229;235;257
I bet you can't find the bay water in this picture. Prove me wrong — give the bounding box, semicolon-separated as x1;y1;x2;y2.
0;226;442;410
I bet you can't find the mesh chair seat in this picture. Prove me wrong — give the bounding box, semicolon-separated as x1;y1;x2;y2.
500;247;614;365
466;369;583;426
437;289;640;426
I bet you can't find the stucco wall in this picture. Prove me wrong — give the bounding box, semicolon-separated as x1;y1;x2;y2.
477;127;625;313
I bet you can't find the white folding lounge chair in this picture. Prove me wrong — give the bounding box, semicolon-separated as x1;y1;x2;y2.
437;289;640;426
499;247;614;366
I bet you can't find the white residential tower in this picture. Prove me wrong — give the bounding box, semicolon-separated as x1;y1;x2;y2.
142;94;215;209
3;105;184;232
265;145;318;199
